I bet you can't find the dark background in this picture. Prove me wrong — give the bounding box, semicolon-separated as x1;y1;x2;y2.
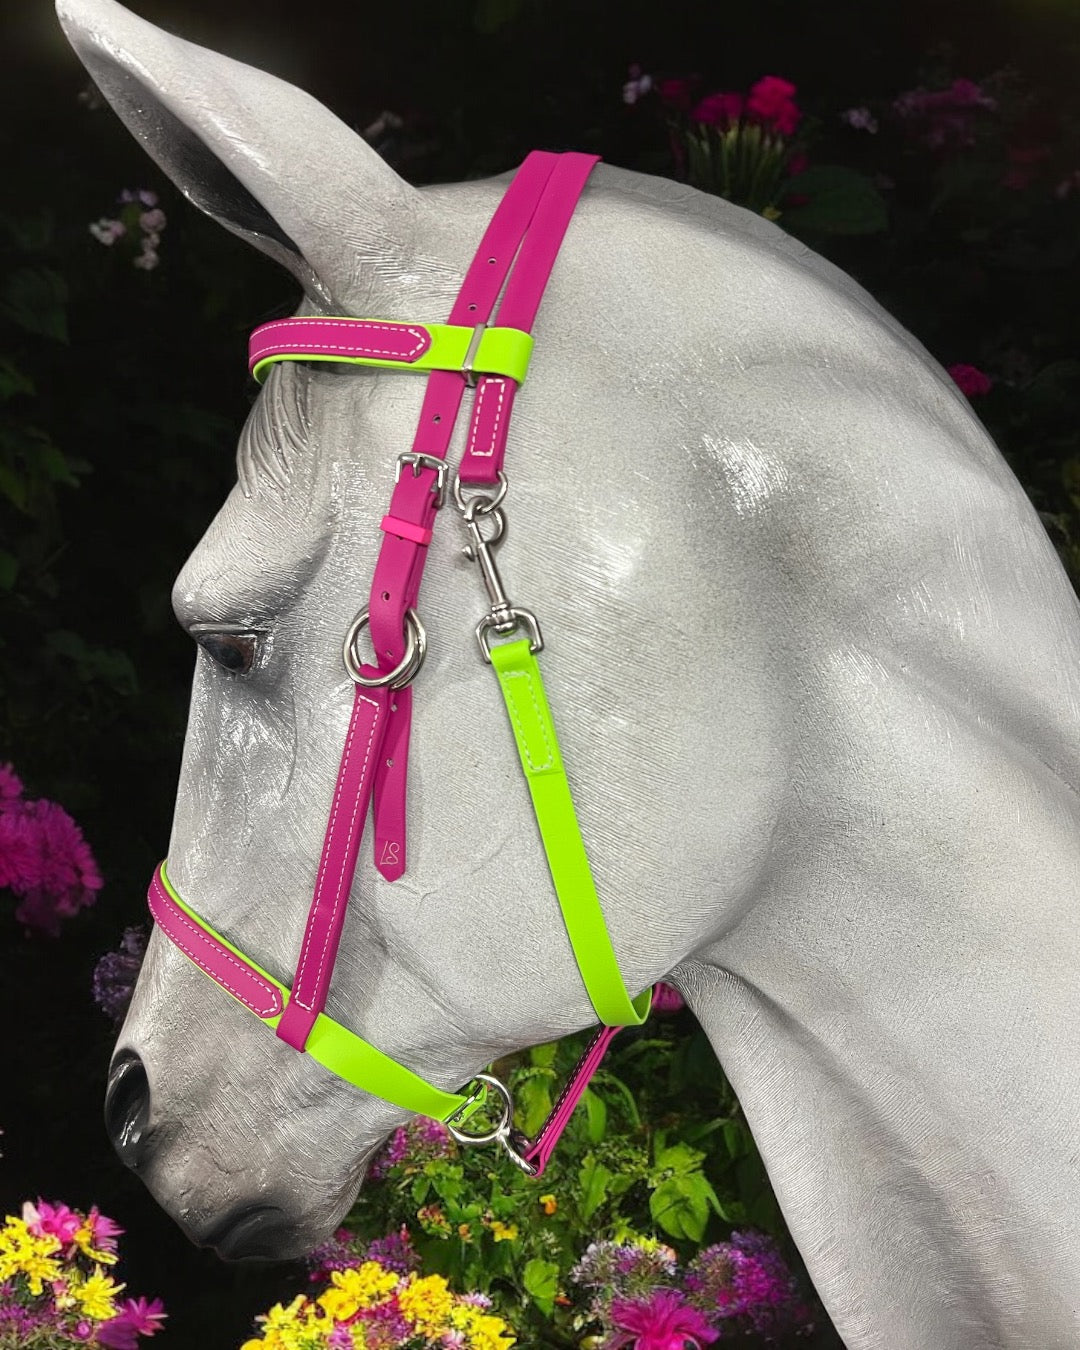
3;1;1079;1346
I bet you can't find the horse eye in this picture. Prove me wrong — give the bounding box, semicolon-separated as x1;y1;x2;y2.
194;631;260;675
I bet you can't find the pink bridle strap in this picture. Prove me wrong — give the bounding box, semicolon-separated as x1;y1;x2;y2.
275;152;599;1053
519;1025;622;1177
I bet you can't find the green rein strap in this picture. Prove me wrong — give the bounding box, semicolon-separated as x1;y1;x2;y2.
489;639;651;1027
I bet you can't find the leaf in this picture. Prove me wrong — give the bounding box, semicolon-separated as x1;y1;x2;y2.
522;1258;559;1316
528;1041;558;1068
578;1156;613;1223
649;1174;710;1242
780;165;888;236
0;267;69;342
0;550;17;589
473;0;522;33
582;1088;607;1144
0;358;35;401
654;1141;705;1175
516;1073;553;1139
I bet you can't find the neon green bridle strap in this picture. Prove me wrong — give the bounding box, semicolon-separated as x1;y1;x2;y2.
489;639;652;1027
155;863;483;1124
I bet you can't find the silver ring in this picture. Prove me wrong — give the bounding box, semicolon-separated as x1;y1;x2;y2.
452;470;508;517
342;608;426;689
445;1073;512;1145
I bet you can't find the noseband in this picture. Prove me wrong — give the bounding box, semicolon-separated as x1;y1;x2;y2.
149;152;653;1175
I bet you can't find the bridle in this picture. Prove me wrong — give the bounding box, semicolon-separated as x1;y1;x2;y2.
147;151;656;1176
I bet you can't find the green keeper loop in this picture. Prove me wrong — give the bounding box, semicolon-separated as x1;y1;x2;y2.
157;863;483;1124
251;322;534;385
489;639;651;1028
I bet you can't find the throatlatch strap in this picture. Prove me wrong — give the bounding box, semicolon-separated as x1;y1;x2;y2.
489;639;651;1028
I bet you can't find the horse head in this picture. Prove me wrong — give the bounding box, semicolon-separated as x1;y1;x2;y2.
60;0;1080;1343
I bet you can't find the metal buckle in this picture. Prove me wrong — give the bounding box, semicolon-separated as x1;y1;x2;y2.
342;607;427;689
445;1072;538;1175
395;453;448;510
461;323;487;388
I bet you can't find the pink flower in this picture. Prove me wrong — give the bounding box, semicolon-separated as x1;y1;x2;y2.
746;76;801;135
607;1290;719;1350
947;363;993;397
657;77;699;112
23;1199;82;1246
652;982;685;1015
138;208;167;233
0;764;23;805
4;796;103;936
115;1297;167;1336
691;91;744;126
85;1205;124;1255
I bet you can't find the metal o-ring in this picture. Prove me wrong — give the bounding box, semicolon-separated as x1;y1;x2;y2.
445;1072;513;1145
342;608;427;689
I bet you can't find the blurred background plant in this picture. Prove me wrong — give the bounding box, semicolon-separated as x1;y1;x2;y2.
3;1;1078;1346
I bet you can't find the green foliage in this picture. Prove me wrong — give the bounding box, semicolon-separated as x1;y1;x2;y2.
346;1015;805;1347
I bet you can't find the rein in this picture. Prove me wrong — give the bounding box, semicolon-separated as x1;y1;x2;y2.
149;151;654;1176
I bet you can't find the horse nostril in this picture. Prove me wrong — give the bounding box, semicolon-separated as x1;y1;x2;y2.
104;1050;151;1167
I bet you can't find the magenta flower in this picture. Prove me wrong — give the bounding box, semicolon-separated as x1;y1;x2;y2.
652;982;685;1015
0;764;23;804
115;1296;166;1336
746;76;802;135
1;774;103;936
607;1290;719;1350
23;1199;82;1246
947;363;993;397
657;77;700;112
85;1205;124;1255
691;91;744;126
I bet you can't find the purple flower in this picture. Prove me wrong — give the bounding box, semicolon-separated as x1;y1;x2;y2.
89;218;127;245
138;208;167;234
686;1231;815;1339
0;764;23;804
607;1289;719;1350
841;106;879;133
364;1226;418;1275
93;928;149;1021
369;1115;454;1179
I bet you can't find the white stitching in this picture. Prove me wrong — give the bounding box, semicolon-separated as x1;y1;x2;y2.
293;691;382;1010
465;377;507;459
150;883;281;1019
502;668;555;772
251;319;429;362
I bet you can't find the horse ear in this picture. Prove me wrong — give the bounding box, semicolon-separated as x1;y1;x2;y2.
56;0;423;306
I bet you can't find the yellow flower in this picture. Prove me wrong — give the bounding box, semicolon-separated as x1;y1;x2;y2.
397;1273;454;1334
73;1220;119;1265
73;1266;125;1321
317;1262;398;1322
539;1194;557;1216
16;1245;64;1296
488;1221;518;1243
450;1303;517;1350
458;1223;472;1240
763;205;782;221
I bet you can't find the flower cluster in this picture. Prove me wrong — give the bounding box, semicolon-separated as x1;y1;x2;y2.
0;1200;165;1348
893;77;997;151
570;1232;814;1347
369;1116;456;1181
89;189;167;270
0;764;102;937
92;927;148;1022
686;75;803;138
243;1238;514;1350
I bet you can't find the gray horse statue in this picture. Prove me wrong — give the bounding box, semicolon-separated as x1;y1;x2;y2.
59;0;1080;1345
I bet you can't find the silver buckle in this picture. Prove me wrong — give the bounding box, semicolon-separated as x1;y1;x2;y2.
395;453;448;510
461;323;487;388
